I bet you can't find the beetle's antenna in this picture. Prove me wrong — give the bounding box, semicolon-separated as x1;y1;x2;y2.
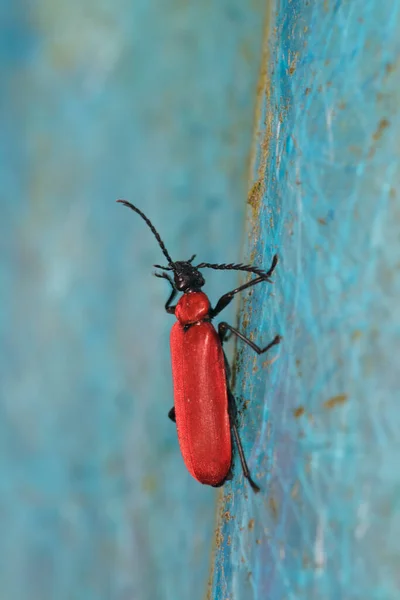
196;254;278;280
117;200;174;266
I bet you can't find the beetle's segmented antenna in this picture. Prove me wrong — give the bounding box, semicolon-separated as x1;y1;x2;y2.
196;254;278;280
117;200;174;265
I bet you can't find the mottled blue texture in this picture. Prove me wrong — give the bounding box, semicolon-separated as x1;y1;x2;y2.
0;2;266;599
212;0;400;598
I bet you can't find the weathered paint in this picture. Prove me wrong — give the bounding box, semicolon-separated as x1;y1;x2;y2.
212;0;400;598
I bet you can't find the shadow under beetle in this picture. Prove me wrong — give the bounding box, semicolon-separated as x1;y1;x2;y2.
118;200;281;492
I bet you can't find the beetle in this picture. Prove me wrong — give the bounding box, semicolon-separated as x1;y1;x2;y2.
117;200;281;491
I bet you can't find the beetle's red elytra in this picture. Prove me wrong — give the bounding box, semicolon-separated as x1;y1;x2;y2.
117;200;281;492
171;293;231;486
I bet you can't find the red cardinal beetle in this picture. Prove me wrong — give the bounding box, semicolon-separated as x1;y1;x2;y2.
118;200;281;491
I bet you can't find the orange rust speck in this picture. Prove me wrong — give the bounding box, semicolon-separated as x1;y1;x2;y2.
372;118;390;142
291;481;300;499
215;528;223;548
247;179;264;213
293;406;305;418
323;394;348;409
222;511;232;523
385;62;395;75
269;496;279;522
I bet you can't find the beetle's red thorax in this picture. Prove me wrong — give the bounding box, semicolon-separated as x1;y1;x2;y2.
175;292;210;325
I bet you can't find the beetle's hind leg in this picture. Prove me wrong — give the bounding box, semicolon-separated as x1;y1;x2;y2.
219;322;281;355
227;388;260;493
168;407;176;422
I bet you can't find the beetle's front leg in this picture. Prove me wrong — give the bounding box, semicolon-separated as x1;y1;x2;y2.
210;255;278;319
154;271;177;314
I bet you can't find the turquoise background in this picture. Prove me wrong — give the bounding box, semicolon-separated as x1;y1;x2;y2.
1;1;266;599
1;1;399;599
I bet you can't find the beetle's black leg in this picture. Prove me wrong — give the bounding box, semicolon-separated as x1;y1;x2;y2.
211;276;264;318
155;271;177;314
219;325;233;344
227;388;260;493
219;322;281;355
210;255;278;319
224;470;233;481
168;407;176;422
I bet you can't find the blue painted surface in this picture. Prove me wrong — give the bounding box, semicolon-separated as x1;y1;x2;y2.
0;2;267;599
212;0;400;598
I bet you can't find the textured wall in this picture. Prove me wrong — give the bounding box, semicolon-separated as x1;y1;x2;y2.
0;2;266;600
212;1;400;598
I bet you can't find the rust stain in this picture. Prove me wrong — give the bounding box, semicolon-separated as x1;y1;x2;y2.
372;118;390;141
222;511;232;522
385;62;395;75
293;406;305;418
288;57;297;75
269;496;279;521
247;1;274;211
262;353;280;369
351;330;362;341
247;178;265;216
241;312;250;331
369;118;390;157
317;217;327;225
215;527;223;548
291;481;300;499
248;518;255;530
323;394;348;409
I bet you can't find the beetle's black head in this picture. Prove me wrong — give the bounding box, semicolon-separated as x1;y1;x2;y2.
172;260;205;292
